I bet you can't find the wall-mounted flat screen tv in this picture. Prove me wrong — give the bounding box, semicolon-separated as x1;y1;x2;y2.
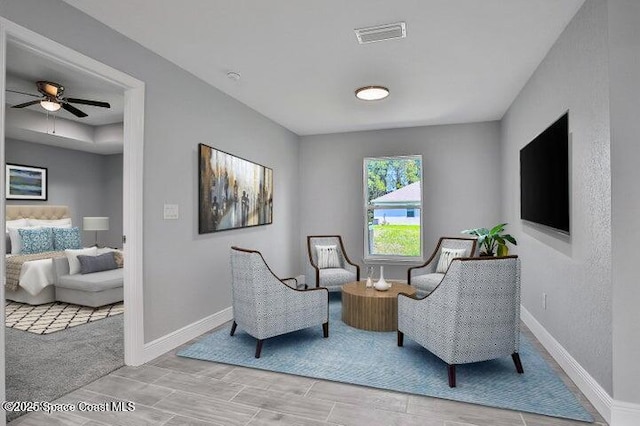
520;112;570;234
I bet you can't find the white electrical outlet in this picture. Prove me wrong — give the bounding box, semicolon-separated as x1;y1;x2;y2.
543;293;547;310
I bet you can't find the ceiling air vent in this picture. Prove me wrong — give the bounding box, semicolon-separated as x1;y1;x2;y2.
354;22;406;44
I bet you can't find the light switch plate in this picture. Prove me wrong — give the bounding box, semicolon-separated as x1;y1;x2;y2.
164;204;179;220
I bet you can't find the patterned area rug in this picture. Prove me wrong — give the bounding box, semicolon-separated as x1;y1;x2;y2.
5;301;124;335
179;295;593;422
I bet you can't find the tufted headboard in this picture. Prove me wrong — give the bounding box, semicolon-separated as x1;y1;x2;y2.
6;205;70;221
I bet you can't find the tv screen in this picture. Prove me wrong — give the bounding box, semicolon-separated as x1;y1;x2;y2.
520;112;570;234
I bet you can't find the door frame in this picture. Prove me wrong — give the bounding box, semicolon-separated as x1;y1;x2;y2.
0;16;146;414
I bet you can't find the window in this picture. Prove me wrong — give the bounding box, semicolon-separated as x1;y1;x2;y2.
364;155;423;262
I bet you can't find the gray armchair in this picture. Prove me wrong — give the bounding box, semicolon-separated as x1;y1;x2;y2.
398;255;523;387
306;235;360;291
407;237;477;297
230;247;329;358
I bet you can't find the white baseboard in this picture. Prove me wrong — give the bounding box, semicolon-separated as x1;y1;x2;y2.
142;306;233;363
611;400;640;426
520;306;612;423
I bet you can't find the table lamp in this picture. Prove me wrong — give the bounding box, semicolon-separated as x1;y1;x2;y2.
83;216;109;247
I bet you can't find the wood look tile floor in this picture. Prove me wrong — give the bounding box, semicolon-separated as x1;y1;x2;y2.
9;323;608;426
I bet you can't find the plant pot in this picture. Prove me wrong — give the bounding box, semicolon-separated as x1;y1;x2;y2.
497;245;509;256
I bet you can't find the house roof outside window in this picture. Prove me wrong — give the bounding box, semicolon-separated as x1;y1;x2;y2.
370;181;421;208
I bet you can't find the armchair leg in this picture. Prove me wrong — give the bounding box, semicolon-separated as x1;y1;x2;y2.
397;331;404;347
322;322;329;338
512;353;524;374
230;321;237;336
255;339;264;358
448;364;456;388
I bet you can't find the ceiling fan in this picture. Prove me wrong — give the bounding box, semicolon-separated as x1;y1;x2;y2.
7;81;111;118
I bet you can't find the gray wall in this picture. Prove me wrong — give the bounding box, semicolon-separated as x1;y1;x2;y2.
299;122;501;279
103;154;123;248
608;0;640;406
0;0;301;342
6;139;122;248
500;0;612;393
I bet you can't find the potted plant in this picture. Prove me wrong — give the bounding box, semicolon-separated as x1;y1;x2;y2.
462;223;517;256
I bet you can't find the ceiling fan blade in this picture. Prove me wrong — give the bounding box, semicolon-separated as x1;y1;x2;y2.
6;89;41;98
61;102;88;118
64;98;111;108
12;100;41;108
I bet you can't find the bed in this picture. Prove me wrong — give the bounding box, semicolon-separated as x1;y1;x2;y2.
5;205;72;305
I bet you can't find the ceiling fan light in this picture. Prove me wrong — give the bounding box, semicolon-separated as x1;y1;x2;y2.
40;100;61;112
355;85;389;101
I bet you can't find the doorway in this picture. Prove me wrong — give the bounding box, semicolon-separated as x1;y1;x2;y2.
0;16;145;423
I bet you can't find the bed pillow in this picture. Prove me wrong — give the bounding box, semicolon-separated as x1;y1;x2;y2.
8;226;41;255
113;251;124;268
18;227;54;254
435;248;467;273
316;245;341;269
8;227;27;255
6;218;29;231
53;227;82;250
65;247;98;275
77;252;118;274
5;233;11;254
29;218;72;228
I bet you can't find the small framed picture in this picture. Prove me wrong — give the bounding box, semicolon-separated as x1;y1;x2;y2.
6;163;48;201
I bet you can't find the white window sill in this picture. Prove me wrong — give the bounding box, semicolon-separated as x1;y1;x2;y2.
364;257;424;266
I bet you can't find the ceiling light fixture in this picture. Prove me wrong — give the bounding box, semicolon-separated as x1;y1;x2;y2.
355;86;390;101
40;99;61;112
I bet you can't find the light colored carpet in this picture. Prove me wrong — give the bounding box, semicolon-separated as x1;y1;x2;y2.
5;314;124;421
5;301;123;334
179;294;593;423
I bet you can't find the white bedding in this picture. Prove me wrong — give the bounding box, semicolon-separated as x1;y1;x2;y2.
6;255;55;296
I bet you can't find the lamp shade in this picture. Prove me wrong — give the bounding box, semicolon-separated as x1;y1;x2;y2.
83;217;109;231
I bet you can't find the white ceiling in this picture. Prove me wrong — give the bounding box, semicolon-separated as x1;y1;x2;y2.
62;0;584;136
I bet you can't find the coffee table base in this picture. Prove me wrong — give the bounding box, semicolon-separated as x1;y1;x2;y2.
341;281;416;332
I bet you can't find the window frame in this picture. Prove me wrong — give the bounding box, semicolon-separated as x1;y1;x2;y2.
363;154;424;263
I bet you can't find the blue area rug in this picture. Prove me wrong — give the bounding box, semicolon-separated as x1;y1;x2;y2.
178;294;593;422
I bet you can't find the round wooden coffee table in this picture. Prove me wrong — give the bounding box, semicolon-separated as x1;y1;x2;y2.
341;281;417;331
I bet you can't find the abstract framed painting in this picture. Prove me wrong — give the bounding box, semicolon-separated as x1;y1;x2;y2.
198;143;273;234
5;163;48;201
